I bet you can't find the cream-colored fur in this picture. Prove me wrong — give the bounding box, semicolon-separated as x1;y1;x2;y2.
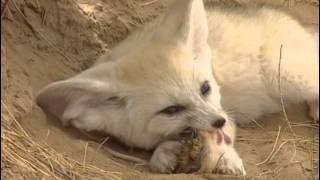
208;6;319;123
36;0;318;175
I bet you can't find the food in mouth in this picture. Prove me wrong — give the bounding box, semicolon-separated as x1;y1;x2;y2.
174;128;231;173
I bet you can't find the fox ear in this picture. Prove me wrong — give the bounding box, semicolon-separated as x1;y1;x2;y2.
36;79;125;130
154;0;208;54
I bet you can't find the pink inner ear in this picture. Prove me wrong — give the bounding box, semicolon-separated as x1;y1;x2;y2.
36;79;118;124
36;80;102;120
36;82;81;120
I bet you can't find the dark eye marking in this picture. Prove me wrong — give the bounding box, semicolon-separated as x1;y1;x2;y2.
159;105;186;115
200;80;211;96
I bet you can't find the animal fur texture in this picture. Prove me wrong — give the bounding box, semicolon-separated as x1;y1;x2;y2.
36;0;318;175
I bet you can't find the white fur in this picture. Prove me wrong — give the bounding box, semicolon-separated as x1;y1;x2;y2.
36;0;318;175
149;141;182;173
207;6;319;123
199;121;246;175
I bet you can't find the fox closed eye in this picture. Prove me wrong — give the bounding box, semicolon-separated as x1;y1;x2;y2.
157;81;211;116
159;105;186;116
200;80;210;96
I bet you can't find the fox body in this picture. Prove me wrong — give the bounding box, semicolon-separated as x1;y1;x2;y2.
207;5;319;123
36;0;318;175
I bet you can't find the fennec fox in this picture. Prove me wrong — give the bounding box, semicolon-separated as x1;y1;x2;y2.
36;0;318;175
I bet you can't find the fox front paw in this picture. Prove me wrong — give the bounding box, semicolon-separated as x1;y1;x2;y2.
149;141;181;173
215;147;246;176
199;145;246;175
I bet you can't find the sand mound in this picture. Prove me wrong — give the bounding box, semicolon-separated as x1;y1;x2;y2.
1;0;318;179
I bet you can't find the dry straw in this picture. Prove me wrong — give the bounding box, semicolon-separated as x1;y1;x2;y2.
1;100;121;180
1;0;319;179
255;44;319;178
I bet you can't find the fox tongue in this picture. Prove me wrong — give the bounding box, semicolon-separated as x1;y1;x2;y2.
216;130;224;145
216;130;232;145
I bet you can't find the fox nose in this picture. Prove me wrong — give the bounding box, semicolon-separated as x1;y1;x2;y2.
211;118;226;128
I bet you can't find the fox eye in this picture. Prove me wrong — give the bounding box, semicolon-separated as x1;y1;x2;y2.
200;80;210;96
159;105;186;115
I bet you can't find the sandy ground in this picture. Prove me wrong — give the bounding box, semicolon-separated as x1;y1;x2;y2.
1;0;319;179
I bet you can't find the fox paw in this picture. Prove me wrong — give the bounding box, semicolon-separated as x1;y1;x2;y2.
149;141;181;173
214;147;246;176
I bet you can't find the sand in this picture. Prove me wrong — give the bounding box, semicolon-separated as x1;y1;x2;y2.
1;0;319;179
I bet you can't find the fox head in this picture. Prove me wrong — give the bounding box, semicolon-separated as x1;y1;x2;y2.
36;0;230;149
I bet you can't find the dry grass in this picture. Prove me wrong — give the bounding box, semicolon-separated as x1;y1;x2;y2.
1;0;150;179
253;44;319;179
1;0;319;179
1;100;122;180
